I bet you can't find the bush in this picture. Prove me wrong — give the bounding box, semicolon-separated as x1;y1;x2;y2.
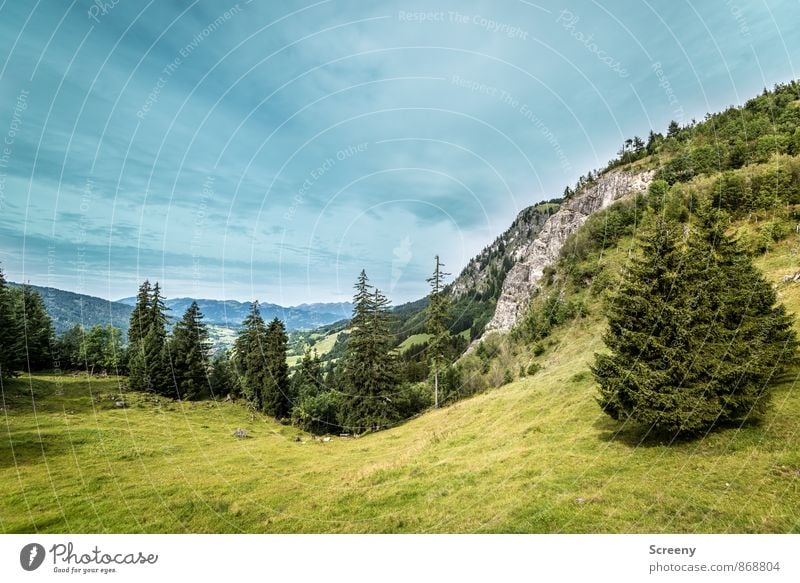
514;291;583;343
526;363;542;376
292;391;340;435
394;382;432;418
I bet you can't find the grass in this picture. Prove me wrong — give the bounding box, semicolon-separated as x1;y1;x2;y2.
289;330;344;367
2;307;799;533
395;333;432;353
2;221;800;534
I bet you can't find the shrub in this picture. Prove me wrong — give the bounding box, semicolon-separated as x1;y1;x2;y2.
292;391;340;435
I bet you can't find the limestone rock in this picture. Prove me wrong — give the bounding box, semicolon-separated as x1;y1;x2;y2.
482;168;654;336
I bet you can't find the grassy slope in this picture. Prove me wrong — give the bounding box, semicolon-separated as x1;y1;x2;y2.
2;239;799;533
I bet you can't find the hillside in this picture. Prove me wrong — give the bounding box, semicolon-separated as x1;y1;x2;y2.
3;269;799;532
8;283;133;335
4;82;800;534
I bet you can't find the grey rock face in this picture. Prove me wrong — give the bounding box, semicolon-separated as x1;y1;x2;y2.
483;169;655;335
450;203;558;300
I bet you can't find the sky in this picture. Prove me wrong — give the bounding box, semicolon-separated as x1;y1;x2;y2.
0;0;798;305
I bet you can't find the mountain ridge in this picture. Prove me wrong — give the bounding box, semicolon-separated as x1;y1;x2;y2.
9;282;353;336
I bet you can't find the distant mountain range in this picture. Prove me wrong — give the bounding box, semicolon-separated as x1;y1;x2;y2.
116;296;353;332
10;283;352;338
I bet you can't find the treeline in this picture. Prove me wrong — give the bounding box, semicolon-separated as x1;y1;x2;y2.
1;258;464;435
118;258;463;434
0;270;55;377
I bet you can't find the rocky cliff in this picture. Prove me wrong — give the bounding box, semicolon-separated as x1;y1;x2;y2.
449;201;559;300
482;168;655;334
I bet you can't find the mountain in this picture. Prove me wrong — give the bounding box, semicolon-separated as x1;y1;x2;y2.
484;168;654;334
10;283;353;341
116;296;352;332
8;283;133;336
366;80;800;353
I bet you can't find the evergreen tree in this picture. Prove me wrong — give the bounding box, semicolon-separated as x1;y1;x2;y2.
292;348;323;400
593;217;797;435
340;270;398;432
128;280;152;345
209;350;239;398
145;282;171;395
10;285;55;371
262;317;291;418
291;350;339;434
128;281;152;391
0;265;16;377
128;280;171;394
84;325;123;374
169;301;212;400
426;255;452;408
233;302;270;410
56;324;84;370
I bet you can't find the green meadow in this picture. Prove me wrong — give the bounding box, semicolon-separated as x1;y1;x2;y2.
2;310;799;533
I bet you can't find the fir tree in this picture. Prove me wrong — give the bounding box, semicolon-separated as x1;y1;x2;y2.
145;282;171;395
56;324;84;370
262;317;291;418
593;217;797;435
128;280;152;345
340;270;398;433
209;350;239;398
292;348;323;400
169;301;212;400
0;265;16;377
10;285;55;371
233;302;270;410
128;281;152;391
83;325;123;374
426;255;452;408
128;280;171;395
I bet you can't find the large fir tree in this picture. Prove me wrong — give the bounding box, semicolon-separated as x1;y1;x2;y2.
144;283;171;394
169;301;212;400
128;280;152;345
593;217;797;435
128;281;152;391
127;280;171;395
0;265;16;377
426;255;452;408
340;270;398;432
10;285;55;371
233;302;270;410
262;317;291;418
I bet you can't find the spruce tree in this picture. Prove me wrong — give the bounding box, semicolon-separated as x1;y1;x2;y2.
292;348;323;400
11;285;55;371
128;281;171;394
145;282;171;395
340;270;398;432
128;281;152;390
0;265;16;377
56;324;84;370
209;350;239;398
593;217;797;435
426;255;452;408
233;302;270;410
262;317;291;418
128;280;152;345
169;301;212;400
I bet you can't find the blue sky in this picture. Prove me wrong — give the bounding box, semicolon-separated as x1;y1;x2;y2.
0;0;798;305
